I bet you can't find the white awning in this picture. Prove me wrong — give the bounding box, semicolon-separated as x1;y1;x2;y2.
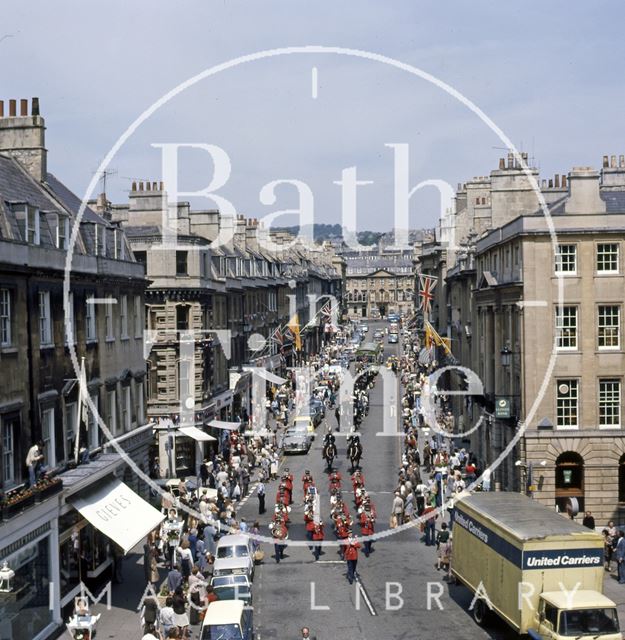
179;426;217;442
70;478;165;554
244;367;286;386
208;420;241;431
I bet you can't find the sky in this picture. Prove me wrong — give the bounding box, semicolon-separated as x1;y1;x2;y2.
2;1;624;231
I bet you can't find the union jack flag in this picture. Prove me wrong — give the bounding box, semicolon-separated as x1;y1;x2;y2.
270;326;284;347
418;274;437;313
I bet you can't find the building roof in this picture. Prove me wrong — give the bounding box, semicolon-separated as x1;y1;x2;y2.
45;173;107;225
457;493;601;541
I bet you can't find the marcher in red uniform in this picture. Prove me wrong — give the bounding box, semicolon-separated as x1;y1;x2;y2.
329;471;342;491
304;508;316;549
302;470;314;495
312;522;324;561
359;511;375;557
344;536;361;584
284;468;294;504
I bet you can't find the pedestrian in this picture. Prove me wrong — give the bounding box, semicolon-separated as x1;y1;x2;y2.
344;535;361;584
436;523;450;570
301;627;318;640
256;479;266;514
158;597;176;638
167;565;182;593
177;540;193;583
391;491;404;526
271;518;288;563
172;586;189;637
422;501;438;546
616;531;625;583
603;529;614;572
582;511;596;530
141;622;162;640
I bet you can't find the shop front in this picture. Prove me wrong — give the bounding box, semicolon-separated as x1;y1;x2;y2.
0;498;61;640
154;420;218;479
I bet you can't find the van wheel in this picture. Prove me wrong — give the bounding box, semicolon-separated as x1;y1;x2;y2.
473;599;488;626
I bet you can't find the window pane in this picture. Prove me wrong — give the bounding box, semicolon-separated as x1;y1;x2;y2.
0;289;11;346
556;306;578;349
597;243;619;273
599;379;621;428
555;244;577;273
598;305;620;349
557;379;578;428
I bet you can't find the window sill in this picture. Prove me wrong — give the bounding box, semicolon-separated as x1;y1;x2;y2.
86;338;98;345
120;336;129;342
0;346;17;354
597;348;621;353
40;343;55;350
105;337;115;343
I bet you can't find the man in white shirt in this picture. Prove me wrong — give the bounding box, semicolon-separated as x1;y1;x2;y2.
26;441;44;486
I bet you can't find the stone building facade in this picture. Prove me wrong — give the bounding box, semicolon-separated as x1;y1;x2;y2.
343;247;415;319
439;154;625;523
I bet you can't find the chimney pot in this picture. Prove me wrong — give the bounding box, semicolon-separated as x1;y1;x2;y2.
561;175;567;189
499;158;505;169
603;155;609;168
131;181;137;191
554;175;560;189
521;152;528;162
19;99;27;116
620;155;625;168
611;155;617;168
9;99;16;117
31;97;40;116
152;181;158;191
138;181;144;191
0;100;4;118
507;152;514;169
541;179;547;189
160;181;164;190
548;179;553;188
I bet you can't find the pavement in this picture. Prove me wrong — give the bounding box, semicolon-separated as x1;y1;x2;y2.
88;321;625;640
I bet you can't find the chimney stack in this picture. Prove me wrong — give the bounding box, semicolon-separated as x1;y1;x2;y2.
0;97;47;181
565;167;606;214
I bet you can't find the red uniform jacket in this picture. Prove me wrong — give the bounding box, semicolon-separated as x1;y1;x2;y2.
344;541;361;561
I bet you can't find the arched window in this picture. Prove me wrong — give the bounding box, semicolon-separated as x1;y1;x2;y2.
619;453;625;503
555;451;584;512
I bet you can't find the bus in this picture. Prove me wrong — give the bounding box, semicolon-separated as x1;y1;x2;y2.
356;341;382;364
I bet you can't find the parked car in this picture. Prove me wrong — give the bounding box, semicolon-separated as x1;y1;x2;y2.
200;600;255;640
213;534;254;581
388;334;398;344
358;324;369;334
308;399;325;424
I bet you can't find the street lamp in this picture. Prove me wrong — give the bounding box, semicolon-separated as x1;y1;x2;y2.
500;345;512;368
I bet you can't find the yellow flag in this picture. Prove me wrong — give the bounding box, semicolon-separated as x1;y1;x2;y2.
288;313;302;351
425;323;433;349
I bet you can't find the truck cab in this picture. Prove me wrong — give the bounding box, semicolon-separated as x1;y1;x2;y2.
534;591;620;639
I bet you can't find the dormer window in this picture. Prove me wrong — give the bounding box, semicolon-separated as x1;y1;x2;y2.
48;212;69;249
12;203;40;245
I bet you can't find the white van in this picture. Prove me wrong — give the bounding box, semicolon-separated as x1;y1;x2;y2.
200;600;255;640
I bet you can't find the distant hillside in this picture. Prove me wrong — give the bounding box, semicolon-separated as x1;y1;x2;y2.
272;224;383;245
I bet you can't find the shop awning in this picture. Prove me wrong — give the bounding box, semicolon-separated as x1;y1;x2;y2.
208;420;241;431
179;426;217;442
244;367;286;386
70;478;165;554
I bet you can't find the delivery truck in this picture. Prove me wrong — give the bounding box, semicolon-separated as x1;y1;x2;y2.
452;492;620;639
